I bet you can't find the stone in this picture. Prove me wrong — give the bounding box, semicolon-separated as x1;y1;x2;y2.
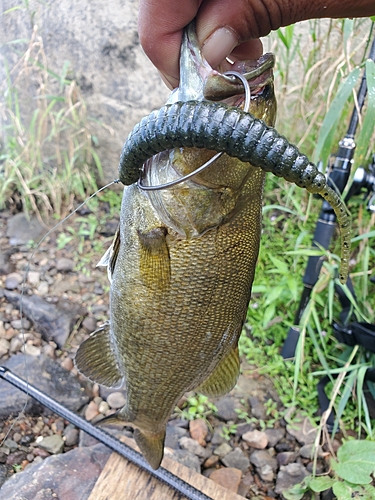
6;213;45;246
63;427;79;447
222;448;250;472
5;273;23;290
179;437;207;458
215;396;241;422
85;401;100;421
0;444;111;500
242;429;268;449
203;454;219;468
3;440;18;452
238;471;255;497
0;354;89;418
10;318;31;330
275;463;309;495
98;401;109;414
6;450;27;466
56;258;75;272
3;291;85;348
22;344;41;357
277;451;298;466
164;449;201;473
189;418;208;447
27;272;40;285
287;416;317;445
265;427;285;448
165;424;188;450
250;450;277;471
209;467;242;493
61;356;74;371
299;443;321;459
0;339;10;357
248;396;267;420
213;442;232;458
0;248;16;275
258;464;274;482
38;435;64;454
106;391;126;409
210;425;226;445
82;316;97;333
0;465;7;490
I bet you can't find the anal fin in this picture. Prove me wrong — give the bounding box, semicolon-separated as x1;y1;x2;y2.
74;322;123;388
196;345;240;397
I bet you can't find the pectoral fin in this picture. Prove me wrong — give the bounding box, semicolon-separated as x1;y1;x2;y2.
74;322;123;388
196;345;240;397
97;228;120;282
138;227;170;290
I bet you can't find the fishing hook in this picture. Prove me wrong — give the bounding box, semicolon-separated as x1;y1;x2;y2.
137;70;251;192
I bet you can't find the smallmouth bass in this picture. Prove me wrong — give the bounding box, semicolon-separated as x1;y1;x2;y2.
75;23;350;470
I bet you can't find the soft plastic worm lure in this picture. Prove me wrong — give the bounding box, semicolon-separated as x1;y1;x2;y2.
118;100;351;283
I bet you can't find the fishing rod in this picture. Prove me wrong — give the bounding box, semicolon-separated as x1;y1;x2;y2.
0;366;213;500
281;32;375;360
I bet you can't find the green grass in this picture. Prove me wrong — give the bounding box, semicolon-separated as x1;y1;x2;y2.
242;18;375;437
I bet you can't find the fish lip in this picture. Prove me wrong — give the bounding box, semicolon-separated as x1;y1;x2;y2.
203;53;275;101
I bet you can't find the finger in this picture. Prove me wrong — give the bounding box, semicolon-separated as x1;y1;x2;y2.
138;0;202;88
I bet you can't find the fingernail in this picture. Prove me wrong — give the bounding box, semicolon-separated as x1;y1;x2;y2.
202;27;239;68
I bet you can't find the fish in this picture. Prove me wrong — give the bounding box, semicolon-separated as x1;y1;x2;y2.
75;23;350;470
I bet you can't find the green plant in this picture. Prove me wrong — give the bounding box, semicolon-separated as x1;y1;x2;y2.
175;394;217;421
0;21;104;217
220;423;238;441
284;440;375;500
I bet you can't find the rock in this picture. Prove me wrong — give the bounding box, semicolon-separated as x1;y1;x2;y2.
164;449;201;473
0;355;89;418
3;440;17;452
258;464;274;482
38;435;64;454
37;282;49;295
242;429;268;449
56;258;75;272
3;291;84;348
238;471;255;497
0;339;10;358
248;396;267;420
22;344;41;357
299;443;321;459
222;448;250;472
189;419;208;447
287;417;317;445
275;463;309;495
5;273;23;290
165;424;188;450
98;401;109;414
203;454;219;468
6;213;45;246
106;391;126;409
63;427;79;447
249;450;277;471
0;465;7;490
277;451;298;466
6;451;27;466
209;467;242;493
85;401;99;421
210;425;226;445
27;272;40;285
78;431;100;448
213;442;232;458
0;444;111;500
179;437;207;459
215;396;241;422
10;318;31;330
0;248;16;275
82;316;97;333
265;427;285;448
61;356;74;371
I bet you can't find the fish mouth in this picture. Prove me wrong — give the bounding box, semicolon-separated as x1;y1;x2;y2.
203;53;275;101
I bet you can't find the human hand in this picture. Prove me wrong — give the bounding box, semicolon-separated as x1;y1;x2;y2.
138;0;375;88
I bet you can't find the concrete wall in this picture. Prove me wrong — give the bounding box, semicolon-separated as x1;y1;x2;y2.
0;0;169;181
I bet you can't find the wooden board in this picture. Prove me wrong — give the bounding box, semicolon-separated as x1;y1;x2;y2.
88;435;244;500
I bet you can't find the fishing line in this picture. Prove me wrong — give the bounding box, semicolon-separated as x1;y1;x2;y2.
137;70;251;192
0;179;119;447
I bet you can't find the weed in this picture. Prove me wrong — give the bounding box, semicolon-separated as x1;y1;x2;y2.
175;394;217;421
284;440;375;500
220;423;238;441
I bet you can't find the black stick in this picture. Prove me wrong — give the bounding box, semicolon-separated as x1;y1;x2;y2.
0;366;212;500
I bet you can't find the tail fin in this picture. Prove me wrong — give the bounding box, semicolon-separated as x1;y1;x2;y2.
134;427;166;470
